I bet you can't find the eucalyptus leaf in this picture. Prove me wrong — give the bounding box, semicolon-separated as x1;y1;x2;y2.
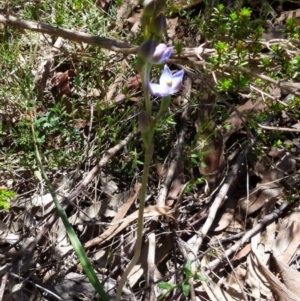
158;282;173;291
182;282;190;297
183;259;192;278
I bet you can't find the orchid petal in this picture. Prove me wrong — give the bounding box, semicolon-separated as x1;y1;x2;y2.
149;65;184;97
159;65;172;86
158;46;173;62
149;83;171;97
169;69;185;94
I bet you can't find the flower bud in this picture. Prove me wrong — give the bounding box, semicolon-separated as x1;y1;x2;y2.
138;38;156;62
143;0;156;17
139;111;153;148
151;13;167;37
150;43;173;64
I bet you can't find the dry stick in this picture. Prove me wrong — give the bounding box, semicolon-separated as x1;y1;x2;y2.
2;14;300;99
0;14;218;63
147;233;156;301
258;123;300;132
0;273;8;301
203;201;290;272
0;14;138;54
223;65;300;97
187;139;255;260
0;14;206;60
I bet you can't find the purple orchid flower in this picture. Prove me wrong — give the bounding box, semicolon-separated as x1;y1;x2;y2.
149;64;184;97
151;44;173;64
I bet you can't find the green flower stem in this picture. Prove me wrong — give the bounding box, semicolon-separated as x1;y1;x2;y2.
116;138;154;300
31;123;109;301
155;95;171;122
141;63;152;118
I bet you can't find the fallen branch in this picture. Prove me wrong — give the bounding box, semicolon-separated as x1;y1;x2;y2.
0;14;138;54
0;14;211;60
203;201;290;272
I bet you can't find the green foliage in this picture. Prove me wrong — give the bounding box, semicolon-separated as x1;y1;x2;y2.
158;260;206;300
0;189;15;210
175;40;184;56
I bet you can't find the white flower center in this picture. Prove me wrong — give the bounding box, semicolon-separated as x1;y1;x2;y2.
165;78;173;87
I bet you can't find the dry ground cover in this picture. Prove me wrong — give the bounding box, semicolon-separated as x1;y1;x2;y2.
1;0;300;300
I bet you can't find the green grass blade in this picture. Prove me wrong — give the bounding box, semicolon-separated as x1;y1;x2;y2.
31;123;109;301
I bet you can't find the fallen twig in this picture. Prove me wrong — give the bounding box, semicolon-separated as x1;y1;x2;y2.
203;201;290;272
223;65;300;97
147;233;156;301
187;139;255;260
258;124;300;132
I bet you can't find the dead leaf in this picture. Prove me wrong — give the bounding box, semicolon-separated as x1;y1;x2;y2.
51;69;76;97
86;88;101;97
84;184;140;248
246;253;271;299
116;0;139;28
211;197;236;232
85;204;171;248
196;94;224;187
104;73;124;105
224;98;265;142
272;255;300;298
273;211;300;263
202;278;240;301
232;243;251;261
225;265;247;299
51;272;116;301
95;0;111;11
253;253;300;301
238;169;284;215
166;172;185;207
35;58;53;99
276;152;296;173
100;174;118;195
167;18;178;41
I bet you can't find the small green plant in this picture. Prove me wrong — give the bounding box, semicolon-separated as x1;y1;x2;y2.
0;189;15;210
175;40;183;56
158;260;207;299
185;177;205;194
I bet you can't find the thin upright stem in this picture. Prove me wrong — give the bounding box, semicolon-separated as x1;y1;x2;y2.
142;63;152;118
116;141;154;300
